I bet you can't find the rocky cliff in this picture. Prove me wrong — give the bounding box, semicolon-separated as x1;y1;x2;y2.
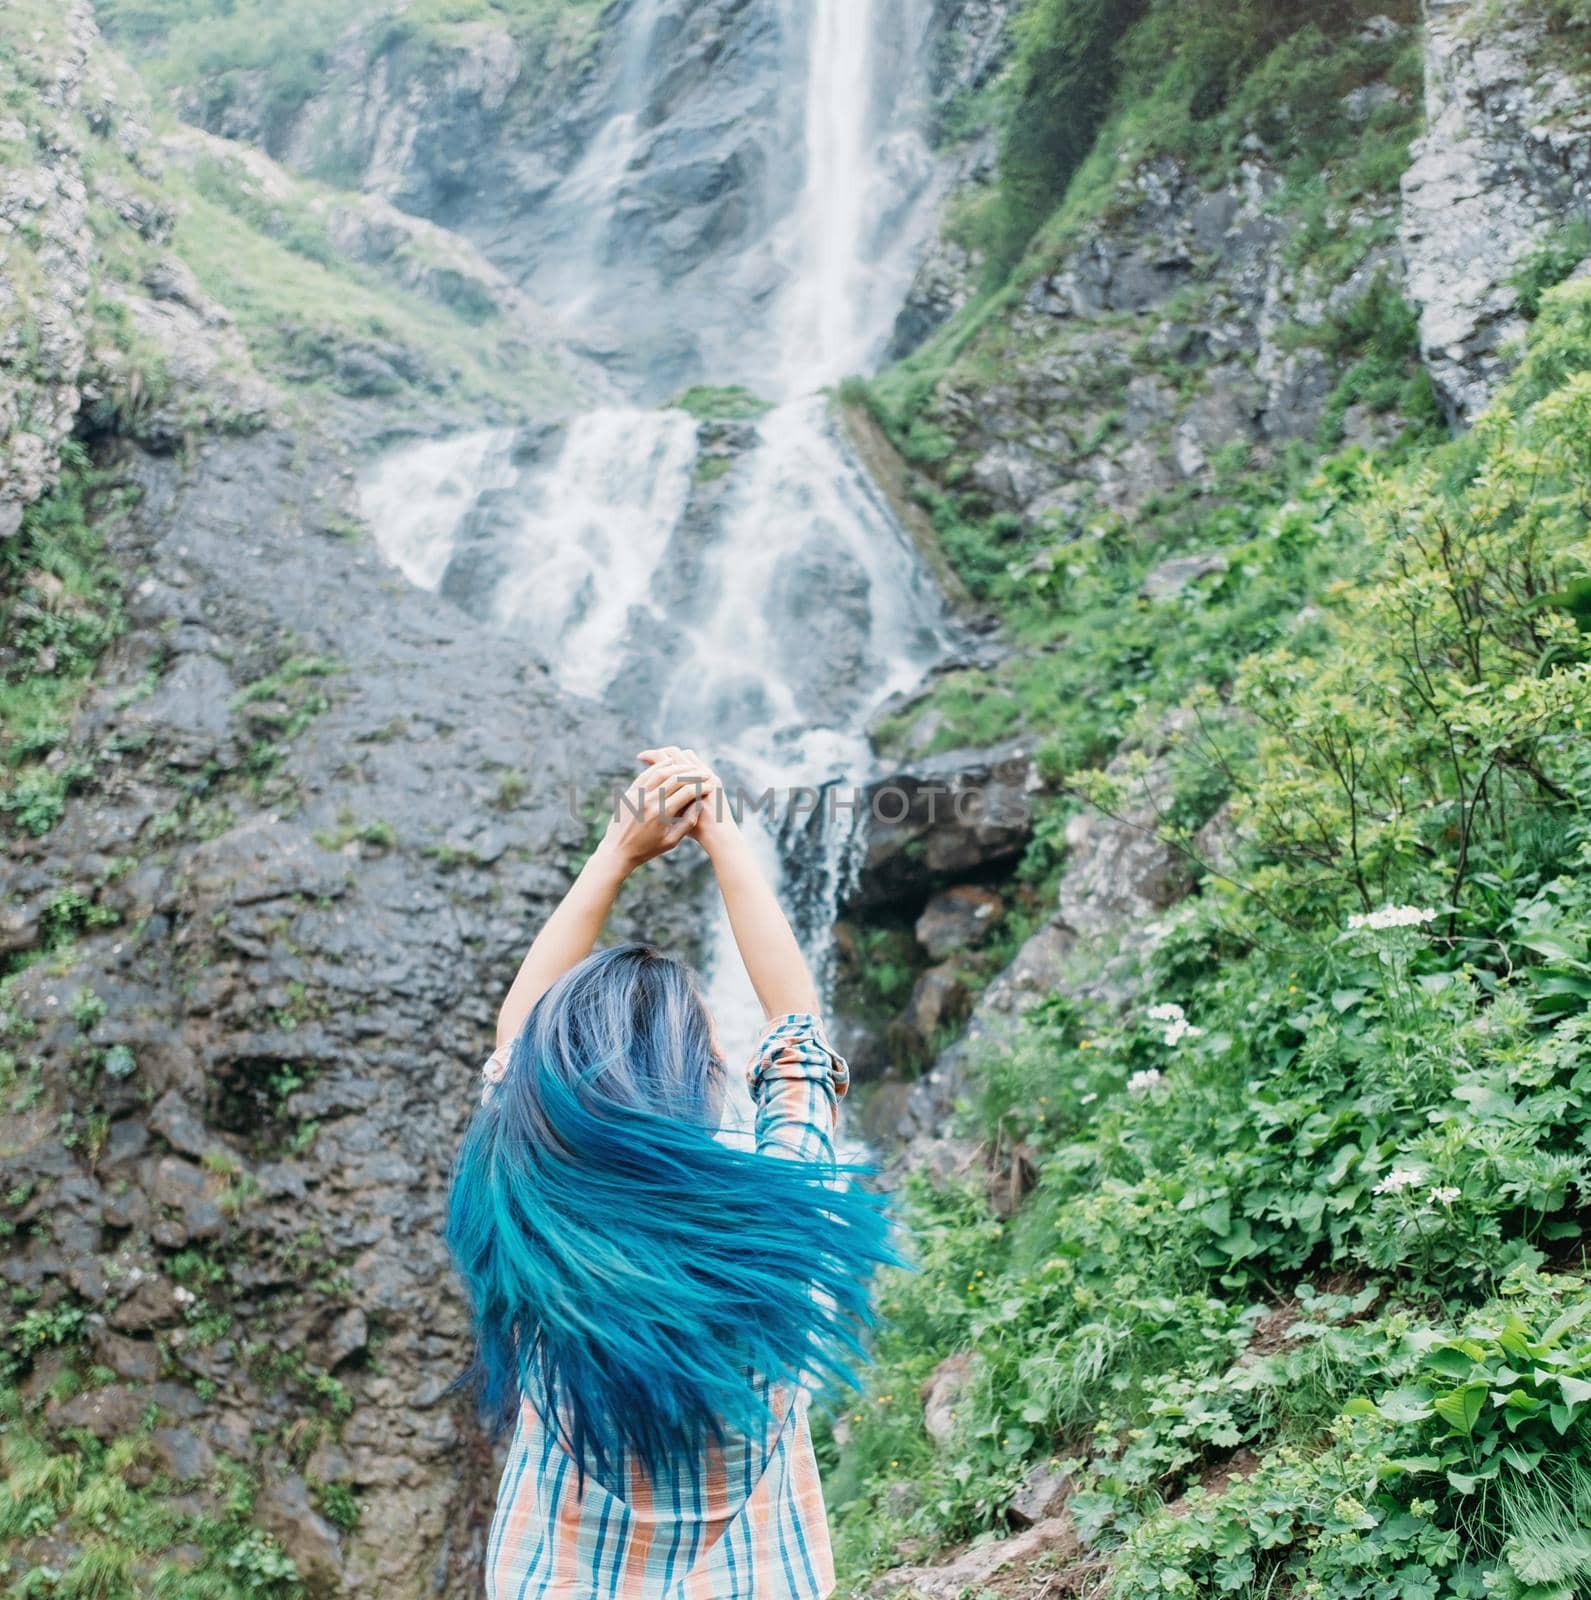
2;5;696;1594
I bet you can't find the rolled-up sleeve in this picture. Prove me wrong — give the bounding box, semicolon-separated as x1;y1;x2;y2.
746;1013;849;1165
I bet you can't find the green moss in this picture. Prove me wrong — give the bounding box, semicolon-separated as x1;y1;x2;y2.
669;384;773;421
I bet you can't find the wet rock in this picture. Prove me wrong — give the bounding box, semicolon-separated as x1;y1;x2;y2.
899;963;972;1056
915;884;1003;959
116;653;239;770
50;1383;149;1440
148;1092;226;1163
107;1274;181;1332
892;920;1074;1165
149;1157;228;1245
889;233;980;360
326;1307;369;1369
851;742;1038;913
92;1327;162;1383
152;1426;217;1482
256;1472;344;1595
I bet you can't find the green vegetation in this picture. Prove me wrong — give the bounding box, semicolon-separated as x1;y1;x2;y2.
0;1396;303;1600
0;449;131;840
1513;218;1591;318
669;384;774;422
169;157;571;418
829;269;1591;1597
962;0;1422;281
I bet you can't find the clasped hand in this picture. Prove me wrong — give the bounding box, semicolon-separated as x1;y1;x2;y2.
599;745;729;870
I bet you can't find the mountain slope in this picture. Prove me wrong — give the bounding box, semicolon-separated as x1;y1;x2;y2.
825;2;1591;1595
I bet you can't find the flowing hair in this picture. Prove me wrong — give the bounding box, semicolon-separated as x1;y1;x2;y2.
445;943;896;1485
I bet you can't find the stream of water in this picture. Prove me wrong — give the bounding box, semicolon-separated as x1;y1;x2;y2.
360;0;953;1082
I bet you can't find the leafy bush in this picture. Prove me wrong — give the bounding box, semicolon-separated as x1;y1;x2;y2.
989;0;1143;272
1512;219;1591;318
832;280;1591;1597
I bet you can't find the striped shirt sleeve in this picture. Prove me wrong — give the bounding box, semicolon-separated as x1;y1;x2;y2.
746;1013;848;1166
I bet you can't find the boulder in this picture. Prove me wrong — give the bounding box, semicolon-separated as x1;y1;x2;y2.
921;1350;974;1446
1139;551;1229;601
1057;741;1193;944
898;964;972;1058
870;1514;1081;1598
851;743;1038;914
255;1473;344;1595
915;885;1003;960
1007;1459;1074;1527
151;1427;217;1482
49;1383;150;1441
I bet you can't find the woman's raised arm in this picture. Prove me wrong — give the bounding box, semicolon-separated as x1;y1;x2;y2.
495;758;708;1049
639;745;820;1021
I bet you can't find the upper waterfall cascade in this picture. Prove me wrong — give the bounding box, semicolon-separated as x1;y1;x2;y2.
360;0;955;1059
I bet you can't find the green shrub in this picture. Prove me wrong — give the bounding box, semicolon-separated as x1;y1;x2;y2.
832;283;1591;1600
1512;218;1591;319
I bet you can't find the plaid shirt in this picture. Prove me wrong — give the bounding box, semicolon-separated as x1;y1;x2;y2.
484;1013;849;1599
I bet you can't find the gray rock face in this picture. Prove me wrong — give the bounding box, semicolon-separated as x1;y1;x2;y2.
1;21;701;1593
0;2;96;537
915;882;1003;959
1401;0;1591;421
849;741;1038;913
893;723;1193;1169
4;411;705;1594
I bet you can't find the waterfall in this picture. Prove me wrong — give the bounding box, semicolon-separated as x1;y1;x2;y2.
360;0;951;1090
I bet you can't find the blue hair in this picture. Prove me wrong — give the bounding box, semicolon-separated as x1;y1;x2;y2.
445;943;896;1485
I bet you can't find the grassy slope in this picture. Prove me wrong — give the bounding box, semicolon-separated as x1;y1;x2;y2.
829;3;1591;1596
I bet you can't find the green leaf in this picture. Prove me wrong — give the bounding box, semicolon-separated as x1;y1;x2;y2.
1558;1374;1591;1406
1378;1386;1435;1423
1519;930;1585;963
1432;1383;1488;1435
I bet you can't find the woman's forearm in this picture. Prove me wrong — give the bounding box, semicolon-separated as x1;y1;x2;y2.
703;824;819;1020
494;756;709;1049
496;842;629;1048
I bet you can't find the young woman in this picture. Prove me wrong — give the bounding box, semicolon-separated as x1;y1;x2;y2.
447;745;893;1599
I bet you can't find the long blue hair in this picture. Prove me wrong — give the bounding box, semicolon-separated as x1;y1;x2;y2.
445;943;896;1485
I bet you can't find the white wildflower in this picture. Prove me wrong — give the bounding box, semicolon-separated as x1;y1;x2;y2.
1347;905;1438;933
1429;1185;1460;1205
172;1285;197;1306
1146;1002;1203;1046
1372;1167;1424;1195
1127;1068;1166;1095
